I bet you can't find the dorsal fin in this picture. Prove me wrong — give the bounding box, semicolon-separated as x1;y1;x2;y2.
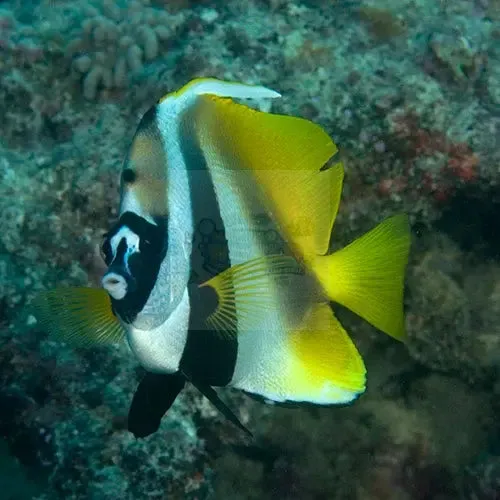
191;94;343;260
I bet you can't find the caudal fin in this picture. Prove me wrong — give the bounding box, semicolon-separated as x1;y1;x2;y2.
312;214;410;341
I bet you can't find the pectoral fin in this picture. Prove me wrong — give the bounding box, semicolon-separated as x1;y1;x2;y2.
31;287;125;346
200;254;300;338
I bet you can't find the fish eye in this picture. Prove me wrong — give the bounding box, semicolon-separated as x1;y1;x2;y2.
139;238;152;253
122;168;136;184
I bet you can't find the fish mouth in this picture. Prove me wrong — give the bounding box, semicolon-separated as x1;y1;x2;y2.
102;265;137;300
102;271;128;300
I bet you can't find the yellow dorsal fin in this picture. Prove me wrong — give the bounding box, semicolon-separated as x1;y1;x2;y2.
312;214;411;341
123;120;168;217
31;287;125;346
200;254;300;337
192;94;343;259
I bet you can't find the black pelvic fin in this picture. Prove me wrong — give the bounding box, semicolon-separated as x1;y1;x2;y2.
190;379;253;438
128;371;185;438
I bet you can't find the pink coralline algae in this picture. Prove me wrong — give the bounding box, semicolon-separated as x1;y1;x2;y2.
379;111;480;204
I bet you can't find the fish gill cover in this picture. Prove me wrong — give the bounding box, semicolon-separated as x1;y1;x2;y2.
0;0;499;499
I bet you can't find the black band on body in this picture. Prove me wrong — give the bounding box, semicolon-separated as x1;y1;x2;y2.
178;113;238;387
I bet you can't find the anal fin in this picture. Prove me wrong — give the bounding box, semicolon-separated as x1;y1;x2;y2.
233;303;366;406
288;303;366;396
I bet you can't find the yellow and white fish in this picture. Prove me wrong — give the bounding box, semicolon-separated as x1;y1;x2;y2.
33;78;410;438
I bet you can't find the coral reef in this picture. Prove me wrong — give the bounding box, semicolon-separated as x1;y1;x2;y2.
0;315;218;498
405;232;500;385
464;454;500;500
64;0;184;100
359;438;456;500
358;5;408;41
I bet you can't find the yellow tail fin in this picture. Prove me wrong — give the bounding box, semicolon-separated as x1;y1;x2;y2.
312;214;410;341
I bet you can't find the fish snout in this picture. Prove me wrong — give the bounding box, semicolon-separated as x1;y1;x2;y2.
102;266;137;300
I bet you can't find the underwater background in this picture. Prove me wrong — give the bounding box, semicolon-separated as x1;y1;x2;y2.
0;0;499;498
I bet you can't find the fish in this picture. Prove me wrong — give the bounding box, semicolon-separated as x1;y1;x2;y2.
32;78;411;438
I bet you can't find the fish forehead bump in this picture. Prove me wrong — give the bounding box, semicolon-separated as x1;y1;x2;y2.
120;107;169;218
119;189;156;224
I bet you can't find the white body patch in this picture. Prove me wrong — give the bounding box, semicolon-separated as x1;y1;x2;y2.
206;165;297;401
125;288;191;373
126;90;194;333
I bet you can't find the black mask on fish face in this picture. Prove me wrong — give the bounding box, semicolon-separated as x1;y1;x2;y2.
101;211;167;324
